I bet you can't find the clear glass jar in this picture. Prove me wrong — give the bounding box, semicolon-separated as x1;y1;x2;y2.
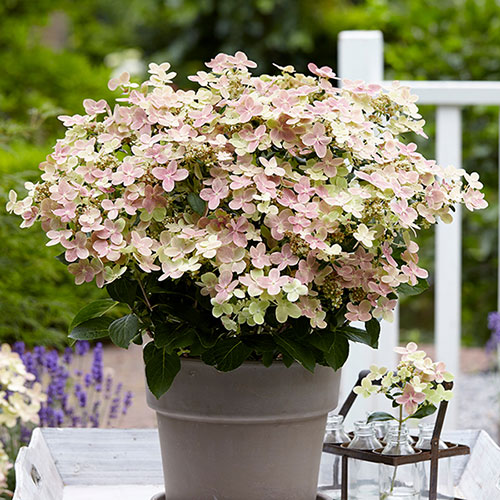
347;421;382;500
318;414;351;498
379;427;422;500
373;421;387;442
324;414;351;444
415;423;454;499
383;421;413;445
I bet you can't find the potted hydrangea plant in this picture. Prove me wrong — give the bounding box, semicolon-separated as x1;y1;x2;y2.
8;52;486;499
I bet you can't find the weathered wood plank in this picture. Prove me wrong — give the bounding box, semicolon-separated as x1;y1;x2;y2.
40;428;163;486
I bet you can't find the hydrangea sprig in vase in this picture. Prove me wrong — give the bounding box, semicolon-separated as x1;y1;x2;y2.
355;342;454;500
7;52;486;499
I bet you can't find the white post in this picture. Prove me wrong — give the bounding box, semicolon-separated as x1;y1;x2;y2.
338;31;384;82
435;106;462;429
337;31;399;425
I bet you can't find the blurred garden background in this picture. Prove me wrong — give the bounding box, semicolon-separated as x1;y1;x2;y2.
2;0;499;351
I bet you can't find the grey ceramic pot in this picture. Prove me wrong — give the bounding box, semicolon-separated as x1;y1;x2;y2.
146;358;341;500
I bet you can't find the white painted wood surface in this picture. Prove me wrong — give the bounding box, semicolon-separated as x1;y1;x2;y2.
14;428;500;499
13;428;163;500
383;81;500;105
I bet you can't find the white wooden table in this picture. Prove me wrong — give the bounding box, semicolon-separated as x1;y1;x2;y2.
13;428;500;500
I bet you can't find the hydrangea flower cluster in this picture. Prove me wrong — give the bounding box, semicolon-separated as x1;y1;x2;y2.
7;53;487;334
354;342;453;418
0;344;46;494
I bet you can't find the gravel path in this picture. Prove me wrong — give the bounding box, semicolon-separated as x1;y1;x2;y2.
102;344;500;442
458;371;500;441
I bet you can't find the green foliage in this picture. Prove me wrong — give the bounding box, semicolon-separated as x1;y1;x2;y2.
0;143;105;347
67;272;377;396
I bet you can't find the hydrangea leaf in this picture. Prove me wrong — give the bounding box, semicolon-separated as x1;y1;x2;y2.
201;338;252;372
69;298;118;333
144;342;181;399
109;314;140;349
323;334;349;371
69;317;113;341
367;411;396;423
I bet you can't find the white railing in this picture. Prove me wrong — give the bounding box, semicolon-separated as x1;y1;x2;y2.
337;30;498;428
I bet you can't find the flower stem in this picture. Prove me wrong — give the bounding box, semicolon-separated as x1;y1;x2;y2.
382;406;403;500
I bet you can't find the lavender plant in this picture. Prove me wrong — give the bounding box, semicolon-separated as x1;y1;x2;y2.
12;341;133;430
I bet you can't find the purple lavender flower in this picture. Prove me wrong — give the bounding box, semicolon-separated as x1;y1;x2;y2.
12;341;26;355
33;346;46;366
75;340;90;356
84;373;92;388
486;311;500;352
90;401;101;428
22;351;39;381
63;347;73;365
123;391;133;415
91;343;103;384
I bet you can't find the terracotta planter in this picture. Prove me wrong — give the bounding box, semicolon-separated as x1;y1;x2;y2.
146;358;341;500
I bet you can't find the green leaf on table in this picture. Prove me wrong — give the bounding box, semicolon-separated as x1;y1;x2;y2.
109;314;140;349
69;298;118;332
367;411;397;423
69;317;112;341
187;192;206;216
106;276;137;306
275;336;315;372
201;337;252;371
397;278;429;299
410;404;437;420
323;334;349;370
143;342;181;398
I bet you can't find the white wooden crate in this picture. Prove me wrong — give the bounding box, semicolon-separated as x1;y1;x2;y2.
13;428;500;500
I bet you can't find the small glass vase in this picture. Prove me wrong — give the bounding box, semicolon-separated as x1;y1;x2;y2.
379;427;422;500
415;423;454;499
318;414;351;499
347;421;382;500
383;421;413;445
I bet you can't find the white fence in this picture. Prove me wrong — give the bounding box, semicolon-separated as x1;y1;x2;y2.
337;30;500;428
